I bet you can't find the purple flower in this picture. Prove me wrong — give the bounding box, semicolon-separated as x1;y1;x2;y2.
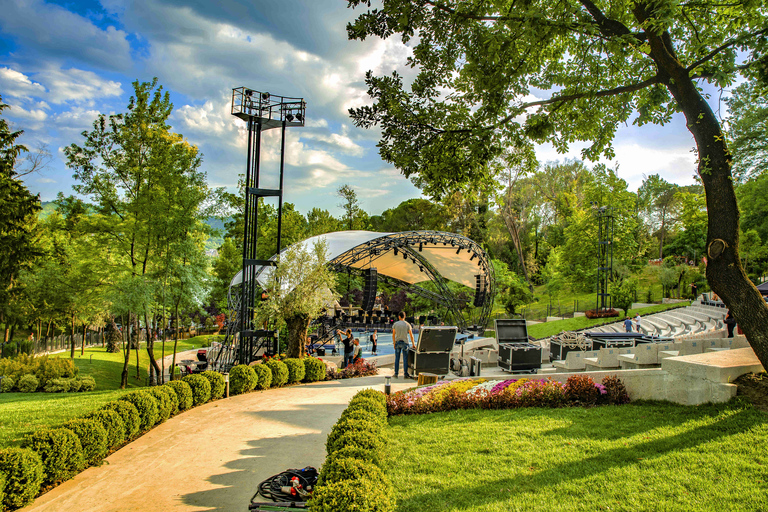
596;384;607;395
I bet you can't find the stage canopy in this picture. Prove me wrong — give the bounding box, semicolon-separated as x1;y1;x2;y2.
757;281;768;295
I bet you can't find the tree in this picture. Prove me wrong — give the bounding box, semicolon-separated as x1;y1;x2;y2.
347;0;768;370
337;184;369;230
638;174;679;260
492;259;533;315
370;198;448;232
306;208;341;237
610;278;637;317
725;79;768;183
254;240;338;358
664;190;706;263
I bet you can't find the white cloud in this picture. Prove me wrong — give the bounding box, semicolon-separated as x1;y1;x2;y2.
0;68;46;101
4;103;47;124
36;68;122;105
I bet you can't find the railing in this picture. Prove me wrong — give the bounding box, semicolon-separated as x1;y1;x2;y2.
0;332;106;358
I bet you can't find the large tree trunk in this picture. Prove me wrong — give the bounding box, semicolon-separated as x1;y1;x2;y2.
286;314;310;359
145;311;162;386
635;3;768;370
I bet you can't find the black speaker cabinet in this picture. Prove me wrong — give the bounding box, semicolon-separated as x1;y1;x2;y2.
362;268;377;311
498;343;542;372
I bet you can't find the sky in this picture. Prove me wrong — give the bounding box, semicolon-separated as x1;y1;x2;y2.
0;0;715;218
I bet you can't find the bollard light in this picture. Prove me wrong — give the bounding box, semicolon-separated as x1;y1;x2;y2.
224;373;230;398
385;375;391;395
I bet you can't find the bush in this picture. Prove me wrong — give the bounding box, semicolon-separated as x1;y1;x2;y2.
23;428;84;485
351;389;387;407
344;399;388;423
0;448;43;510
326;429;384;459
339;407;386;427
318;456;386;486
283;358;306;384
148;387;173;423
119;391;159;431
77;376;96;392
0;375;14;392
44;377;71;393
329;445;382;467
33;356;77;387
102;400;140;440
84;409;125;450
62;418;108;466
229;365;257;395
326;418;381;455
0;471;4;509
602;375;630;405
159;384;179;415
565;374;601;405
183;374;212;406
201;370;225;400
253;364;272;390
165;380;193;411
265;359;289;387
17;374;39;393
303;357;326;382
68;377;82;392
309;478;394;512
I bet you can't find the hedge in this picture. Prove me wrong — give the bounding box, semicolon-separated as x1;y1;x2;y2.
283;358;305;384
161;384;180;415
265;359;289;387
23;428;84;486
253;364;272;390
309;479;394;512
351;389;386;407
183;374;212;405
343;400;388;424
317;456;387;486
119;391;159;431
165;380;193;411
0;376;14;393
148;387;173;423
17;374;38;393
201;370;225;400
0;471;4;509
303;357;326;382
328;445;382;467
62;418;108;466
102;400;140;440
325;418;381;455
0;448;43;510
339;408;386;428
229;365;257;395
84;409;125;450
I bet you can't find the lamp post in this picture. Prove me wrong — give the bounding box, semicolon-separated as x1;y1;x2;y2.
224;373;230;398
384;375;391;395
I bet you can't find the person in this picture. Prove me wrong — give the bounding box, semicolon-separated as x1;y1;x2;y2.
392;311;415;378
624;316;633;333
691;282;699;300
725;310;736;338
352;338;362;362
370;329;378;354
305;336;314;356
634;313;642;333
336;329;355;367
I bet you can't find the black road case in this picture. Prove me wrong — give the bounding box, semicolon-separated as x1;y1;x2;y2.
549;338;594;361
495;318;529;344
498;342;542;372
407;326;457;377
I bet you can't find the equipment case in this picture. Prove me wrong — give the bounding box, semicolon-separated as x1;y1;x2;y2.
407;326;457;377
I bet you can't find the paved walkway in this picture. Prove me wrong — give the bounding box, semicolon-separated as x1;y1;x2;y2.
21;372;412;512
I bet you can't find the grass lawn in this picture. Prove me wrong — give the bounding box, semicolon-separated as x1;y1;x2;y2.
385;400;768;511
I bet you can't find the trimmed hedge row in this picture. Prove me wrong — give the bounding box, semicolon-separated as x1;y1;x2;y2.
310;389;394;512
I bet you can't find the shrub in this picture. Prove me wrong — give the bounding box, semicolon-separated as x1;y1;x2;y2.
165;380;193;411
84;409;125;450
326;429;384;459
201;370;225;400
339;408;386;427
23;428;84;485
318;456;386;486
159;384;179;415
119;391;159;431
149;387;173;423
0;448;43;510
0;375;14;392
283;358;305;384
326;418;381;455
303;357;326;382
0;471;4;509
17;374;39;393
309;478;394;512
68;377;82;392
44;378;71;393
351;389;386;407
77;376;96;392
344;399;388;423
565;375;600;405
265;359;289;387
102;400;140;440
602;375;630;405
33;356;77;387
229;365;257;395
62;418;108;466
329;445;382;467
183;374;212;406
253;364;272;390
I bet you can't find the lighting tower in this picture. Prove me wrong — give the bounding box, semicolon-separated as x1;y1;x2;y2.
595;205;614;311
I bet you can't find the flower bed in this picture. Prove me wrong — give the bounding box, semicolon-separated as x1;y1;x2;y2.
386;374;630;416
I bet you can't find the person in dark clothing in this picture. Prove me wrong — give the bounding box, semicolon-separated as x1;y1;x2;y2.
336;329;355;367
725;310;736;338
370;329;378;354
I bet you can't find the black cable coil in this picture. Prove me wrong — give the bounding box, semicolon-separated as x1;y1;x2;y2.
251;467;319;504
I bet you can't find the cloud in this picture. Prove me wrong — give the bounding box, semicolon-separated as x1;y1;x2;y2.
0;67;46;101
3;103;48;126
36;68;122;105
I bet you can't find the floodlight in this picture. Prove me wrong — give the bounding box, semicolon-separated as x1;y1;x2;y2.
470;253;476;261
403;252;407;260
296;113;303;122
394;248;398;256
286;113;294;122
245;89;253;97
456;247;461;255
261;92;270;101
419;243;423;252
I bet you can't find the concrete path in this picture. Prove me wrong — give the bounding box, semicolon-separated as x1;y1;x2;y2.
21;372;413;512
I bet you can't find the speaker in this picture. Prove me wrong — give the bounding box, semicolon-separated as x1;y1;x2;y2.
473;274;486;307
362;268;377;311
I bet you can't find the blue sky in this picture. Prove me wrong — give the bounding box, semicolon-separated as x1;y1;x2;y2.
1;0;710;217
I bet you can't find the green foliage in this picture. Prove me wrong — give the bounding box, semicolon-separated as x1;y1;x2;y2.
328;444;382;468
23;428;84;485
17;374;38;393
346;397;388;423
283;358;305;384
351;389;386;407
0;375;13;392
317;456;386;487
326;418;382;455
309;477;394;512
326;429;385;459
726;79;768;183
303;357;326;383
610;278;638;317
44;378;71;393
229;365;257;395
200;370;225;400
77;376;96;392
493;259;533;315
264;359;289;387
339;408;386;428
119;391;159;431
252;364;272;390
101;400;140;440
84;409;125;450
148;387;173;423
182;374;211;406
62;418;107;466
165;380;193;411
0;448;43;510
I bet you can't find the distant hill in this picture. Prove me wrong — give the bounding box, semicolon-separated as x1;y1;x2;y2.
38;201;57;220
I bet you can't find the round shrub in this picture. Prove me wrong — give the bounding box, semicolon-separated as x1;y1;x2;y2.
565;374;600;405
1;376;15;393
326;418;382;455
62;418;107;466
265;359;289;387
339;408;386;427
0;448;43;510
23;428;84;485
253;364;272;390
326;429;384;459
352;389;386;407
303;357;326;382
148;387;173;423
44;378;70;393
102;400;140;440
344;400;388;423
84;409;125;450
159;384;179;415
165;380;193;411
329;445;382;467
229;365;257;395
283;358;305;384
201;370;225;400
17;374;39;393
318;456;386;486
119;391;159;431
77;376;96;392
182;374;212;405
310;478;394;512
68;377;82;392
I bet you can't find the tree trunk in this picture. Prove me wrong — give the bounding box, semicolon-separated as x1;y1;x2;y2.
286;314;310;358
659;213;665;260
145;311;161;386
81;322;86;356
70;312;76;359
501;210;534;292
634;2;768;369
120;314;130;389
134;315;141;380
170;302;180;381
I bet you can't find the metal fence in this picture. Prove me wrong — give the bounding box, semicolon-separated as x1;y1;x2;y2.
1;332;106;358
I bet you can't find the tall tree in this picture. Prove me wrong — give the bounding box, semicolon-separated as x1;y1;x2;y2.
337;184;369;230
725;79;768;183
638;174;679;260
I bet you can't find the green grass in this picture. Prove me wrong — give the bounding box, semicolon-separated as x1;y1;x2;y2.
385;400;768;511
526;301;691;339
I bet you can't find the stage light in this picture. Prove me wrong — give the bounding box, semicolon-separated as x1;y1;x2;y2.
477;259;482;266
394;248;398;256
403;252;407;260
245;89;253;97
456;247;461;255
419;266;424;272
261;92;270;101
296;113;303;122
286;113;294;122
419;243;423;252
470;253;476;261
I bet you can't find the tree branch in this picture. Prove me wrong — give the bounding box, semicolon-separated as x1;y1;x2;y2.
687;27;768;72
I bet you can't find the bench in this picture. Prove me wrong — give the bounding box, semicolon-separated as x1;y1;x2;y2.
583;347;633;371
552;350;598;372
618;343;660;369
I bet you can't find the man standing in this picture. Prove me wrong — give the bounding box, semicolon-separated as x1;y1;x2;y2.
634;313;642;333
370;329;378;354
352;338;363;363
392;311;415;378
336;329;355;368
624;316;633;333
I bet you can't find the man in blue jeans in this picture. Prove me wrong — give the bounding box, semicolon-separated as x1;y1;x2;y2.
392;311;416;378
